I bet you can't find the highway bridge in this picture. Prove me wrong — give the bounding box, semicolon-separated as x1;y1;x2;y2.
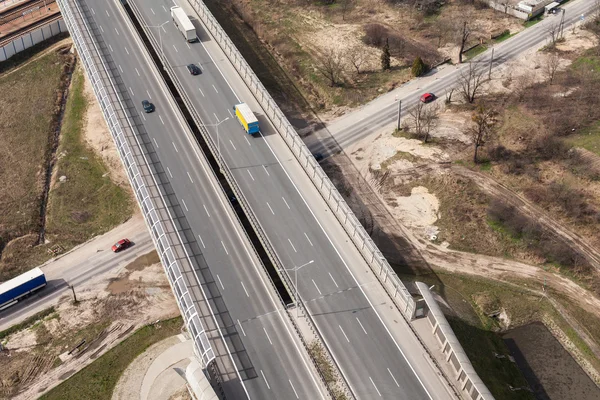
55;0;457;398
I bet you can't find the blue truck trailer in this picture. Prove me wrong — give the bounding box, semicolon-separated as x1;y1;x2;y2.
0;267;46;311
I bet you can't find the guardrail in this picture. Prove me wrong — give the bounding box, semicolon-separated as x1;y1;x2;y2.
188;0;416;320
415;282;495;400
126;2;351;397
56;0;216;368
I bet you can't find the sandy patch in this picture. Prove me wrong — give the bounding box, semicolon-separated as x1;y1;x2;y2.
82;70;131;189
392;186;440;237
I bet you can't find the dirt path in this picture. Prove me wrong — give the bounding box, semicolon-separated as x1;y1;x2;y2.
453;166;600;271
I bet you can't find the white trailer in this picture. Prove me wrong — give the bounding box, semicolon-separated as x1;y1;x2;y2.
170;6;198;43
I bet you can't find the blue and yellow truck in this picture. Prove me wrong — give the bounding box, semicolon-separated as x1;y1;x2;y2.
233;103;260;135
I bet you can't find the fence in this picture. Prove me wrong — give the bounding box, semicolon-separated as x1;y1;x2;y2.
0;17;66;61
488;1;531;20
56;0;216;368
415;282;495;400
187;0;417;321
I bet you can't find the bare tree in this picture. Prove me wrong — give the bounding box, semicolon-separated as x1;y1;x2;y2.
408;101;425;138
458;62;488;103
458;21;471;64
316;47;344;87
547;22;561;46
421;104;440;143
340;0;355;21
346;45;367;75
468;103;497;163
544;52;561;84
445;87;455;104
585;1;600;55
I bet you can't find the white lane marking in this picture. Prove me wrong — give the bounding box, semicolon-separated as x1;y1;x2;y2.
141;113;146;121
135;67;140;76
198;234;205;249
388;368;400;387
109;44;113;52
217;274;224;290
282;197;290;209
228;109;233;118
172;141;178;152
312;279;322;295
115;27;119;35
256;129;434;398
166;167;173;178
263;327;273;345
221;240;229;255
125;47;129;55
128;87;134;96
244;136;251;146
99;25;104;33
161;25;166;33
237;319;246;336
160;116;165;125
203;204;211;217
106;9;110;17
289;380;299;399
186;42;191;49
118;64;123;73
199;88;204;97
329;272;338;288
247;170;254;181
91;7;95;14
152;138;159;148
199;40;241;102
213;112;219;122
339;325;350;343
173;44;178;52
261;370;271;390
182;199;189;212
370;377;382;397
187;171;194;183
146;90;152;99
356;317;368;335
304;232;313;246
288;238;297;253
162;5;167;11
266;202;274;215
241;281;250;297
212;84;218;93
150;7;155;14
229;140;236;150
262;165;269;176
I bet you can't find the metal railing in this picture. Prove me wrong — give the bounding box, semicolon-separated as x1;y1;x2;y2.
56;0;215;368
188;0;416;320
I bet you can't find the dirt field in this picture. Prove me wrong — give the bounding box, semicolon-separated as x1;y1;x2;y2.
0;42;133;281
0;250;179;400
504;322;600;400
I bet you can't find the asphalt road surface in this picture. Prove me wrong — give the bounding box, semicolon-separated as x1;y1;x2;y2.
80;1;325;398
319;0;596;153
126;0;452;398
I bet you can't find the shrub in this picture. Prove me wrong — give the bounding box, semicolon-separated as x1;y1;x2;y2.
412;56;427;77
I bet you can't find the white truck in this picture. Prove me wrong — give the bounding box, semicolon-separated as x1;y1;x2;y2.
170;6;198;43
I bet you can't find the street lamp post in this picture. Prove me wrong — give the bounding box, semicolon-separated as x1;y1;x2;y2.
144;21;169;67
208;117;230;173
281;260;314;318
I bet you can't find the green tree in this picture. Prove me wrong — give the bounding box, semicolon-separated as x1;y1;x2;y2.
411;56;427;77
381;38;391;71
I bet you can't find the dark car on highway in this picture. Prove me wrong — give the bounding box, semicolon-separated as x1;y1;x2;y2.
186;63;202;75
142;99;155;113
112;238;132;253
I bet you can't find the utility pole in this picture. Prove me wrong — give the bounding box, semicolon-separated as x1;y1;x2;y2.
559;9;566;39
488;48;494;80
396;100;402;131
70;284;77;303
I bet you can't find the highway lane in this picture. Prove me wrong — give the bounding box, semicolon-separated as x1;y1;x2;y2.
319;0;596;153
84;1;325;398
133;0;450;398
0;216;153;331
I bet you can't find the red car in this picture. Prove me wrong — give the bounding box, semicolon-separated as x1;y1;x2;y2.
420;93;435;103
112;238;132;253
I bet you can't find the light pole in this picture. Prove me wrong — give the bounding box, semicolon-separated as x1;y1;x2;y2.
203;117;230;173
144;21;169;67
280;260;314;318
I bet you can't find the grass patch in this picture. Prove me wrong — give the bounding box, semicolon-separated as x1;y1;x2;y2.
380;151;420;170
40;318;183;400
0;307;56;342
45;66;132;248
464;44;488;61
523;15;543;28
493;30;514;43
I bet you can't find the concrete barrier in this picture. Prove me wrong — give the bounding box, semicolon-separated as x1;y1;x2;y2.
0;18;67;62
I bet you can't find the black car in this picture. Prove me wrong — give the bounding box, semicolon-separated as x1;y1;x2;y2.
142;100;155;113
186;63;202;75
313;152;324;162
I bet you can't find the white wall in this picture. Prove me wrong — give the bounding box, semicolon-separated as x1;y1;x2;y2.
0;18;67;62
